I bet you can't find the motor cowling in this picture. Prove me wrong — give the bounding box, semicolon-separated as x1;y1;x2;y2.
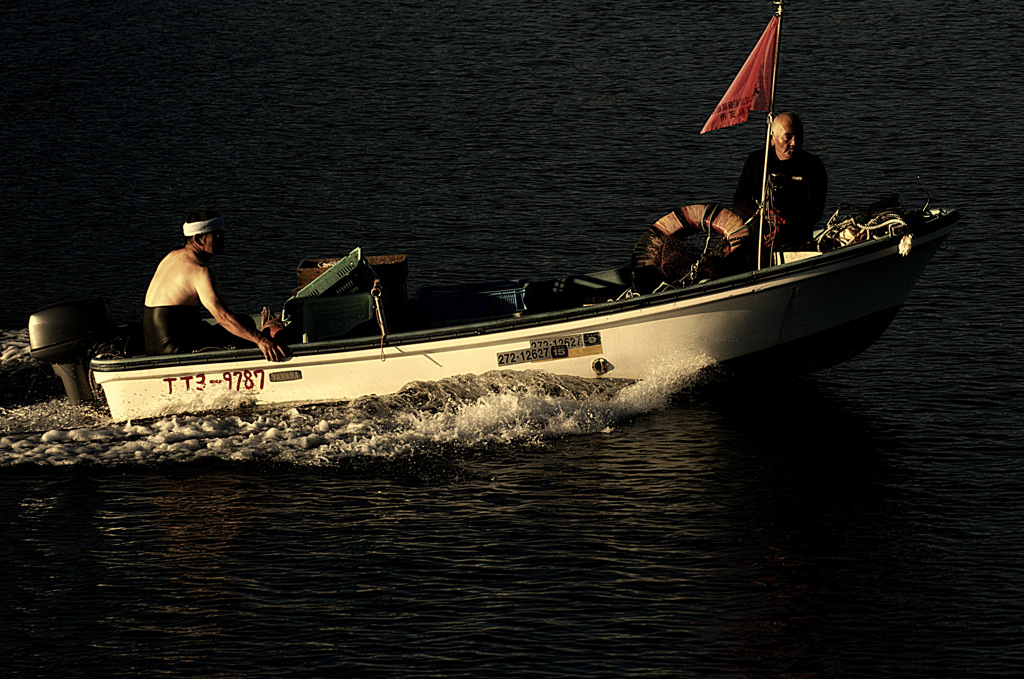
28;299;117;404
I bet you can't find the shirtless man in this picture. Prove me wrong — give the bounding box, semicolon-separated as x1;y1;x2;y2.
143;210;284;361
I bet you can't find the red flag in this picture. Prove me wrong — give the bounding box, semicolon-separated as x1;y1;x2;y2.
700;16;779;134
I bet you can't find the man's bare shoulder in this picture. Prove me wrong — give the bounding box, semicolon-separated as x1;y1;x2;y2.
160;248;215;284
145;246;214;307
161;246;208;268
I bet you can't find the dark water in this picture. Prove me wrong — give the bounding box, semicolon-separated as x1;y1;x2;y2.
2;1;1023;677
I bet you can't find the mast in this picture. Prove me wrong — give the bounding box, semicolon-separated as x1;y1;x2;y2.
756;0;785;270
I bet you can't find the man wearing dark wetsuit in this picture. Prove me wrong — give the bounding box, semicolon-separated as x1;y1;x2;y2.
733;112;828;256
143;209;284;361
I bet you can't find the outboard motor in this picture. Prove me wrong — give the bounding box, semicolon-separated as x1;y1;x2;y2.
28;299;117;404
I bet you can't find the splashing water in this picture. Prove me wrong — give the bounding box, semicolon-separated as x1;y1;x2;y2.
0;329;31;365
1;329;67;412
0;347;715;467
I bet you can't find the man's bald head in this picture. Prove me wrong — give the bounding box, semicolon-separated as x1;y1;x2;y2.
771;112;804;161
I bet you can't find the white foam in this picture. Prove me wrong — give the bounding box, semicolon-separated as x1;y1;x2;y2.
0;329;32;365
0;356;716;467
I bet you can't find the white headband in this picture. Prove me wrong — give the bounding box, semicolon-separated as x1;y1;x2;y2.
183;216;224;237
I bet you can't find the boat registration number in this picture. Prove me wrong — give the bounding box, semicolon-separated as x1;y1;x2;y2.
162;369;267;395
496;332;603;366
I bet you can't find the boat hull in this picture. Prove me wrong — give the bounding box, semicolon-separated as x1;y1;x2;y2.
91;209;958;421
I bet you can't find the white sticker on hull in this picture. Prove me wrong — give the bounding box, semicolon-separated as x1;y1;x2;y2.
496;332;603;366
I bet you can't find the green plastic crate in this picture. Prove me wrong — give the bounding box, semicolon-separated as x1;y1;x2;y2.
282;247;379;326
301;293;376;342
292;247;377;300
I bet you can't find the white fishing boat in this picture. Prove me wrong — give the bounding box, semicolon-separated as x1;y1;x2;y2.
24;1;962;421
26;202;958;422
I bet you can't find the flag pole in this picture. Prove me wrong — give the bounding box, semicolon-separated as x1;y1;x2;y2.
756;0;785;271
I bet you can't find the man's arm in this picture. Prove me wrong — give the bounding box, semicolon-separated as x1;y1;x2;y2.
732;151;759;220
194;267;284;361
806;156;829;228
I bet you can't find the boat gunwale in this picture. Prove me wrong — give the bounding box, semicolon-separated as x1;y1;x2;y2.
91;208;959;375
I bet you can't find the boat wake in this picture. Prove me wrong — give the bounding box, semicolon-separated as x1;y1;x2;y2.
2;327;714;467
